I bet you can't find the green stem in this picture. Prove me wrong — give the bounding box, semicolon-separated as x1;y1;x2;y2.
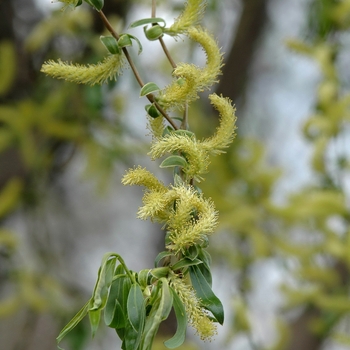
115;254;136;283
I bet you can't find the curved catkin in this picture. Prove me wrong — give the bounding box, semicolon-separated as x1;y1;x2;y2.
202;93;237;154
41;54;125;85
187;27;223;89
170;273;217;340
167;0;206;35
149;134;209;180
158;27;222;109
166;186;218;252
121;166;167;193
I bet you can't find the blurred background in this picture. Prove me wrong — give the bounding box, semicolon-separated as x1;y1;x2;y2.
1;0;350;349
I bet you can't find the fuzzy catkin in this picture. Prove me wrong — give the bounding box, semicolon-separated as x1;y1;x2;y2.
41;54;125;86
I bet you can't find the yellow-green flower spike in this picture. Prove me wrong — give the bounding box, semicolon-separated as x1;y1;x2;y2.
138;191;169;221
187;27;223;89
121;166;167;193
147;115;165;140
170;273;217;340
165;186;218;252
166;0;206;35
202;93;237;154
41;54;125;86
158;27;223;109
149;134;209;180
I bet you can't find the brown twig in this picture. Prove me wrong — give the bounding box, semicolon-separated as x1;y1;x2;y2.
98;10;178;130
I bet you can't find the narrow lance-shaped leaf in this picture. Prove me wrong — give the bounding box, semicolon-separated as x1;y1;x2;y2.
124;322;141;350
91;253;116;310
104;275;129;328
189;265;224;325
171;257;202;271
164;287;187;349
57;299;91;344
127;283;146;332
141;278;173;349
125;283;145;350
154;250;173;267
130;17;166;28
89;308;101;338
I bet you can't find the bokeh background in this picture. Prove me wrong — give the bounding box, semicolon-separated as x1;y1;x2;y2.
1;0;350;349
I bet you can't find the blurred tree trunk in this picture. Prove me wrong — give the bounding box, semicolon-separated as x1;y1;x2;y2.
216;0;269;105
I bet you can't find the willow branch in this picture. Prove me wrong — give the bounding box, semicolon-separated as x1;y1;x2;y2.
98;10;178;130
151;0;176;69
159;37;177;69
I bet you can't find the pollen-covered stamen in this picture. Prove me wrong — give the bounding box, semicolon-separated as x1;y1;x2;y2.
41;54;125;86
149;134;209;179
164;186;218;252
170;272;217;340
166;0;206;35
202;93;237;154
121;166;167;192
158;27;223;109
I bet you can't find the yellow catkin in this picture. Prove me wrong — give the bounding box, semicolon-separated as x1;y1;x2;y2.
147;115;165;140
149;134;209;180
202;93;237;154
41;54;125;86
165;186;218;252
121;166;167;192
170;273;217;340
158;27;222;109
167;0;206;35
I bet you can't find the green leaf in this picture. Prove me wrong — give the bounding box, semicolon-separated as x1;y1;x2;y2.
127;284;146;332
154;251;173;267
144;25;164;41
117;34;132;48
197;248;212;286
173;173;184;187
57;299;91;344
100;36;120;54
84;0;103;11
164;288;187;349
145;104;160;119
141;278;173;349
137;269;151;289
130;17;166;28
123;322;140;350
171;258;202;271
184;245;199;260
160;155;188;169
104;275;129;328
173;129;195;139
91;253;117;311
115;263;126;275
162;126;174;137
140;82;160;97
89;309;101;338
150;267;170;280
189;265;224;325
125;34;143;55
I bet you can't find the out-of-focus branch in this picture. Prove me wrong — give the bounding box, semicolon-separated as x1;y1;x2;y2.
216;0;269;104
